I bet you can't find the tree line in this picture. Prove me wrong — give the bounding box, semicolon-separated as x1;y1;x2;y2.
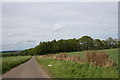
20;36;120;56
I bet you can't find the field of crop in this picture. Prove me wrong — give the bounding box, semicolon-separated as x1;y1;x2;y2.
1;56;31;74
36;48;119;78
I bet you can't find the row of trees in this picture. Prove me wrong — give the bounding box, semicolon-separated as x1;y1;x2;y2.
20;36;120;55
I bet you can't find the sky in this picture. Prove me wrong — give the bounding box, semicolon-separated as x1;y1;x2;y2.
1;0;119;2
1;2;118;51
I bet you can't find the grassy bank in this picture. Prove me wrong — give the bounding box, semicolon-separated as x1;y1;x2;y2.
1;56;31;74
36;56;118;78
36;48;118;78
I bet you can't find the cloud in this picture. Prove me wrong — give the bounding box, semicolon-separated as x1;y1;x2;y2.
27;40;36;43
1;0;119;2
8;32;14;37
2;40;38;51
2;2;118;51
31;34;48;38
53;23;64;32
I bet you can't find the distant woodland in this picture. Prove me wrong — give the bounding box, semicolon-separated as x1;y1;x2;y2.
20;36;120;56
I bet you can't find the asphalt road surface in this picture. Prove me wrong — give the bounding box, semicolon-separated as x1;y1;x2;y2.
2;56;50;78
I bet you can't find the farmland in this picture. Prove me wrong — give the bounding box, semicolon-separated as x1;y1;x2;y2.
36;48;119;78
1;56;31;74
65;48;118;64
0;53;13;54
0;52;13;56
0;52;21;57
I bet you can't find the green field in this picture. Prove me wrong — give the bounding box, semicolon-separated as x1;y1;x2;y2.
36;48;119;78
0;52;13;54
66;48;119;63
1;56;31;74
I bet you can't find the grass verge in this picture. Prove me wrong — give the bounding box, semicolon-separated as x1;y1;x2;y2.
36;56;118;78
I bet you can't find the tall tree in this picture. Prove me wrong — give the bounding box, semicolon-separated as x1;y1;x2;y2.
79;36;94;50
106;37;116;48
94;39;104;50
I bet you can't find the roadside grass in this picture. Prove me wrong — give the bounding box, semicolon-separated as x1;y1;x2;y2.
1;56;31;74
36;56;118;78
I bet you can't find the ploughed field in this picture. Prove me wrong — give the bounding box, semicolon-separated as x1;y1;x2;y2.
36;48;119;78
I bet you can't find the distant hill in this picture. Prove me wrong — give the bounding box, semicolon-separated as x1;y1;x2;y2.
0;50;21;53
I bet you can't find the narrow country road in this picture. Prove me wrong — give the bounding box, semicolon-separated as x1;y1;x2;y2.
2;56;50;78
